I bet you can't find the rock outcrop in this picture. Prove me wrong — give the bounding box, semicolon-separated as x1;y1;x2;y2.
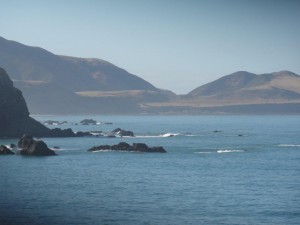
80;119;97;125
18;134;56;156
0;145;15;155
0;68;51;137
112;128;134;137
0;68;92;138
88;142;166;153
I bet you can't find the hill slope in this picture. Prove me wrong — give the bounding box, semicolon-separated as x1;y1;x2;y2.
143;71;300;114
0;36;175;114
186;71;300;104
0;36;157;92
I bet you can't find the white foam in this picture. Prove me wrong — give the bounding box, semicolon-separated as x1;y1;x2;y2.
217;149;244;153
134;135;160;138
50;148;79;151
278;144;300;147
194;151;214;154
91;149;112;152
160;133;180;137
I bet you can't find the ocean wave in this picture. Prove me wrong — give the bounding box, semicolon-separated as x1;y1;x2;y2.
278;144;300;147
217;149;245;153
160;133;180;137
120;133;187;138
194;151;214;154
91;149;112;152
91;150;135;153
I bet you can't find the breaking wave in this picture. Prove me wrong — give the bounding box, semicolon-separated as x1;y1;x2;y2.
278;144;300;147
217;149;245;153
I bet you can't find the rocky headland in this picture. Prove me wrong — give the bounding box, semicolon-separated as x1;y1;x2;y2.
0;67;90;138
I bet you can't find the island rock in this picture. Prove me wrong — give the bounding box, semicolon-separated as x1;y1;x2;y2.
18;134;56;156
113;128;134;137
88;142;166;153
80;119;97;125
0;145;15;155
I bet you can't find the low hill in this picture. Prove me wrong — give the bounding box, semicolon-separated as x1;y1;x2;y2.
143;71;300;114
186;70;300;104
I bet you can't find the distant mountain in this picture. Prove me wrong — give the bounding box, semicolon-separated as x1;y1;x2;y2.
144;71;300;114
0;36;175;114
186;70;300;103
0;36;157;92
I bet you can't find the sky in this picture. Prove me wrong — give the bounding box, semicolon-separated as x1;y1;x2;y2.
1;0;300;94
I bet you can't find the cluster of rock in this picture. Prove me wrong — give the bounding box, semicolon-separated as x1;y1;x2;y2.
17;134;56;156
88;142;166;153
0;68;167;156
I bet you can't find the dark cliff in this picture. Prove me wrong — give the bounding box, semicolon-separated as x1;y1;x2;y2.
0;68;51;137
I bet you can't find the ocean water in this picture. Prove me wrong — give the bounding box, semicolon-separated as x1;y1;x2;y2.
1;115;300;225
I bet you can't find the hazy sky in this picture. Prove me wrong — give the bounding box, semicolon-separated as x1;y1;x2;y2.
1;0;300;94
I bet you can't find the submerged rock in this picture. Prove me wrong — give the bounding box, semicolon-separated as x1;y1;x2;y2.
0;145;15;155
88;142;166;153
18;134;56;156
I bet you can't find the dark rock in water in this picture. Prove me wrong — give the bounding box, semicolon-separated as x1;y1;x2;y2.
53;146;60;149
113;128;134;137
213;130;222;133
18;134;56;156
238;134;243;137
50;128;75;137
132;143;148;151
111;142;132;151
44;120;59;125
18;134;34;149
10;143;17;148
80;119;97;125
0;145;15;155
88;142;166;153
76;131;93;137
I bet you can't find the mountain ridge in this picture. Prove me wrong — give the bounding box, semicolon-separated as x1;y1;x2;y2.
187;70;300;101
1;36;299;114
0;36;158;92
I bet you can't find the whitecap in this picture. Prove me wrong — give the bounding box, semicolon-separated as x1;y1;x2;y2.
194;151;214;154
160;133;180;137
217;149;245;153
91;149;112;152
278;144;300;147
133;135;161;138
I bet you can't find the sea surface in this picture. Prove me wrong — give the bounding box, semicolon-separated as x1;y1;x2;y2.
1;115;300;225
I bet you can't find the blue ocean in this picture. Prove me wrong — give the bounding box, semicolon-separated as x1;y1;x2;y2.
1;115;300;225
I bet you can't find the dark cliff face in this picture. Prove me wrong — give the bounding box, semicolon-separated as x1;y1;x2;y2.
0;68;50;137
